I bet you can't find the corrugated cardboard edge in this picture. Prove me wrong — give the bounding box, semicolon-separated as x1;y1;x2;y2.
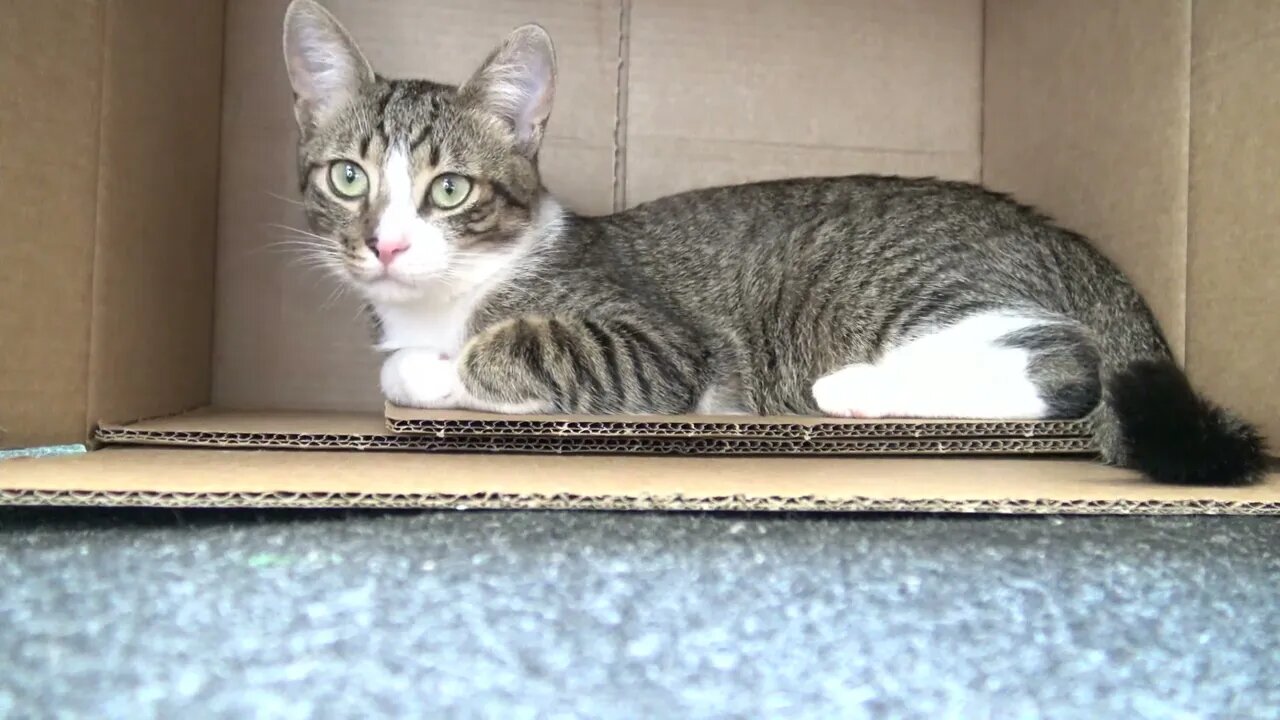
95;409;1094;456
386;404;1093;440
96;427;1093;456
4;489;1278;516
3;449;1278;515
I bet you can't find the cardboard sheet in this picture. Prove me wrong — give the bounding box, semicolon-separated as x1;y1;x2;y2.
386;405;1092;440
3;448;1277;514
94;409;1094;456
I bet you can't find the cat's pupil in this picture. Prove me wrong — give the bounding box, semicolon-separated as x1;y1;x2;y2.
344;165;356;182
442;179;454;195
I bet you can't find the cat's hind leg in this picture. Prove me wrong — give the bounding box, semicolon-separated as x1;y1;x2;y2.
811;311;1101;420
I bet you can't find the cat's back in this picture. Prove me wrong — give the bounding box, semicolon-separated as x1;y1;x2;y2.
592;173;1038;241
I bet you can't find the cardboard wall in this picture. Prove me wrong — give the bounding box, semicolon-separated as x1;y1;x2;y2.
0;0;224;450
985;0;1280;442
623;0;984;206
87;0;226;433
1187;0;1280;442
0;2;104;448
983;0;1191;359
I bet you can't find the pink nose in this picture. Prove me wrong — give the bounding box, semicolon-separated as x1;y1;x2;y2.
373;236;410;266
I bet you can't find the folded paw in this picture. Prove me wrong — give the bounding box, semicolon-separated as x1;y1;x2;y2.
380;349;461;408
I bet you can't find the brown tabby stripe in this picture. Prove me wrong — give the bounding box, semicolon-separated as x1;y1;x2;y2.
549;318;605;412
489;180;529;210
580;318;625;406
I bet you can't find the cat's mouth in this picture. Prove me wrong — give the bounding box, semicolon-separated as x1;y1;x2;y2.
359;268;440;295
358;270;412;288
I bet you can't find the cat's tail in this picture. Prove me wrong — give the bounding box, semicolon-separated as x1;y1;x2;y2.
1093;350;1267;487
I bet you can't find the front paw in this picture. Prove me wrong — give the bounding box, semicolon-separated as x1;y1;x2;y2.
381;349;461;408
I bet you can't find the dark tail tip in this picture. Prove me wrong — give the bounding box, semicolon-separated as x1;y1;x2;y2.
1107;360;1268;486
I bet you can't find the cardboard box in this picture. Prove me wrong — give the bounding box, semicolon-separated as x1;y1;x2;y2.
2;0;1277;513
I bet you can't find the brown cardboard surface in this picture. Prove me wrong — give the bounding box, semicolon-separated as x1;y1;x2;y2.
983;1;1191;359
1187;1;1280;442
624;0;983;206
87;0;226;429
0;2;103;448
94;409;1093;456
3;448;1278;514
212;0;621;414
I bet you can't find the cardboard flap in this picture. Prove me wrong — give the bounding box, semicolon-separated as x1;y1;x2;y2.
88;0;226;430
0;1;104;448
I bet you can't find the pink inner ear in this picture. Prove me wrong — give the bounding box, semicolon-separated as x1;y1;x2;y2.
517;65;551;135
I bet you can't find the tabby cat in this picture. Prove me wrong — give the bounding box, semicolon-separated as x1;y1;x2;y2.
282;0;1266;485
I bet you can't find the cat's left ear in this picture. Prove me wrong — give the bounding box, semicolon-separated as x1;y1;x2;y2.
460;24;557;158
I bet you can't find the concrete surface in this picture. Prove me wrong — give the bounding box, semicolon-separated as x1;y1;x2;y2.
1;508;1278;719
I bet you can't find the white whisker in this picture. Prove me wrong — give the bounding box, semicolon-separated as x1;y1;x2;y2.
267;223;332;242
266;191;306;207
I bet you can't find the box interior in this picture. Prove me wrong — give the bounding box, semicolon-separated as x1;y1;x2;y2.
185;1;1280;432
3;0;1279;510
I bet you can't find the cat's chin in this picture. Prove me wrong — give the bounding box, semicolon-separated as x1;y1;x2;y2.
355;274;449;305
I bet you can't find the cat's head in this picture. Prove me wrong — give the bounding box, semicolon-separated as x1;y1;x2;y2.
282;0;557;304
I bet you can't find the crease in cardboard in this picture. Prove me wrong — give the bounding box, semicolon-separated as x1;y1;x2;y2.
978;0;988;185
83;0;111;444
1180;0;1194;372
204;0;233;411
611;0;632;211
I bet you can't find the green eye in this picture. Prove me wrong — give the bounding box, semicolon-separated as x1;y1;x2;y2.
429;173;472;209
327;160;369;199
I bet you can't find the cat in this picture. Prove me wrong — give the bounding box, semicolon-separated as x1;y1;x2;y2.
281;0;1266;485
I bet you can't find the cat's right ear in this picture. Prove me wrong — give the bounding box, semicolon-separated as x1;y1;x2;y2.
282;0;375;131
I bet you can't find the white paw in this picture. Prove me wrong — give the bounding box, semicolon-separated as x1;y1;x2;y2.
812;364;895;419
381;349;462;408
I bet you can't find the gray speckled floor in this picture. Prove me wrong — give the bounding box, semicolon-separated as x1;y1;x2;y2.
1;509;1278;719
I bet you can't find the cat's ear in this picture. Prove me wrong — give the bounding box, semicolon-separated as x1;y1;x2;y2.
460;24;557;157
282;0;375;130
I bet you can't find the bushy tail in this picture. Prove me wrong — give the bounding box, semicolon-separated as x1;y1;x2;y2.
1100;359;1267;485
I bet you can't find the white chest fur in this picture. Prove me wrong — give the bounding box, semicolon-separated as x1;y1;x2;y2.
372;288;485;357
368;199;564;357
